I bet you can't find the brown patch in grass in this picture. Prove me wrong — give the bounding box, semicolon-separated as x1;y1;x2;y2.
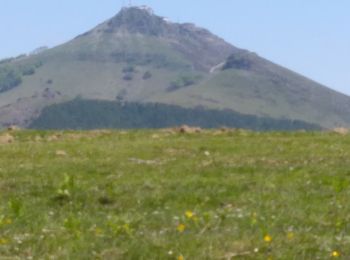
332;128;349;135
55;150;68;157
47;134;62;142
178;125;202;134
0;133;14;144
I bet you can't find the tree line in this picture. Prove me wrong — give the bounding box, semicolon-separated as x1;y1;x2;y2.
30;99;321;131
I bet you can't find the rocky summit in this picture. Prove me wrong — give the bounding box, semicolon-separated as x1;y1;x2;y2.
81;6;236;71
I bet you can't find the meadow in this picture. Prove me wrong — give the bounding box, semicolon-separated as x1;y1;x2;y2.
0;129;349;259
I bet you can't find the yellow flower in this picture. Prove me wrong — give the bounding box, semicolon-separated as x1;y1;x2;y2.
178;255;184;260
287;232;294;240
331;251;340;257
0;218;12;226
264;234;272;243
185;211;194;219
177;224;186;233
0;238;8;245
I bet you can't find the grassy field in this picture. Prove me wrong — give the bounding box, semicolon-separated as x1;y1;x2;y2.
0;129;349;259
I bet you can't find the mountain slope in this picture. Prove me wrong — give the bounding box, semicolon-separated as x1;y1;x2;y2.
0;6;349;129
151;56;350;127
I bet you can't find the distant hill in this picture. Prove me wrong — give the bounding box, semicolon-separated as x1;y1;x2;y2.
0;6;350;129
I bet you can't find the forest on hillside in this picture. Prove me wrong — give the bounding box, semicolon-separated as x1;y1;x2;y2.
30;99;321;130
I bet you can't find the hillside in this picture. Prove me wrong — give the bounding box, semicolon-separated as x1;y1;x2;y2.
1;129;350;258
0;6;350;128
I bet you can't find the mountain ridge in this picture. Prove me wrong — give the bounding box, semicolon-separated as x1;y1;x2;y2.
75;6;237;72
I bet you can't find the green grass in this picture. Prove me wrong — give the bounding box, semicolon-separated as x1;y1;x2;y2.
0;129;350;259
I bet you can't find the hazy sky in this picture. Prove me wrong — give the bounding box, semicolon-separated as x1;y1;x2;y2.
1;0;349;95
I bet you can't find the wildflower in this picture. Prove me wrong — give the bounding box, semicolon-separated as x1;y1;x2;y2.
168;250;173;255
287;232;294;240
0;238;8;245
95;228;103;236
185;211;194;219
331;251;340;257
178;255;184;260
1;218;12;225
177;224;186;233
264;235;272;243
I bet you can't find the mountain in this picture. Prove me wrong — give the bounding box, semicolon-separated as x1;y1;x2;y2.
0;6;349;129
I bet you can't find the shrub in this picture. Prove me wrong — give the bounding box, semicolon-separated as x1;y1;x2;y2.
0;58;14;64
222;52;255;70
142;71;152;80
123;73;134;81
167;73;202;92
122;66;136;73
0;67;22;93
21;66;35;76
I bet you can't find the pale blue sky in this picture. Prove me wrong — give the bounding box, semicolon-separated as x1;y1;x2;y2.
1;1;349;94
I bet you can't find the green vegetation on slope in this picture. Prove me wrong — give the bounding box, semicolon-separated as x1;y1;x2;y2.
0;60;43;93
156;68;350;128
168;73;203;92
0;67;22;93
0;130;350;259
29;99;320;130
222;51;256;70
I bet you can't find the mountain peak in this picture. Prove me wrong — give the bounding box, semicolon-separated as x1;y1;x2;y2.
121;5;154;15
75;5;236;71
104;5;169;36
